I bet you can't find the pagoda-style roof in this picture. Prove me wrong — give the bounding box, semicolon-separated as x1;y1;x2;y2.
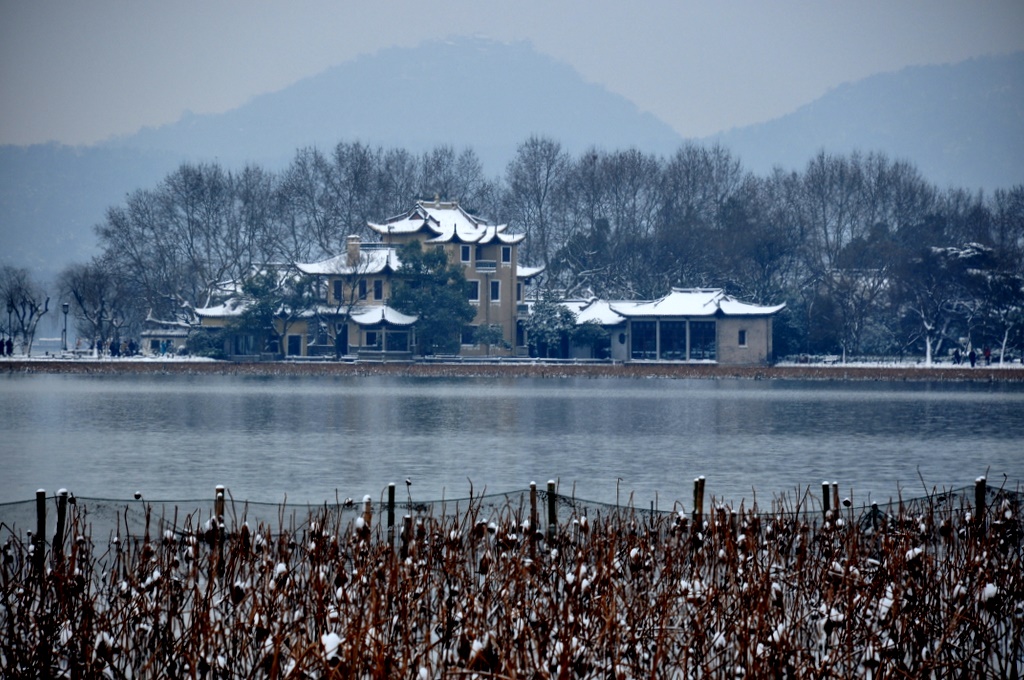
369;200;524;245
611;288;786;318
349;305;418;327
295;245;400;276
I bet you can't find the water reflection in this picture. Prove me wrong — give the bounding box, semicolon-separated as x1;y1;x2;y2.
1;374;1021;507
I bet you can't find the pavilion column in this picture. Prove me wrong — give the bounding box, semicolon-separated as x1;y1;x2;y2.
685;320;691;361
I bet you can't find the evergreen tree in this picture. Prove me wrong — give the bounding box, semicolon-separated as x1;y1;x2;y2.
390;241;475;355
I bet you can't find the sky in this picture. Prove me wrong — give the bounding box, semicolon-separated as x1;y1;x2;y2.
1;1;1022;147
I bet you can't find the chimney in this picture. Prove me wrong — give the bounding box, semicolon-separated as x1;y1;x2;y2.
346;235;361;267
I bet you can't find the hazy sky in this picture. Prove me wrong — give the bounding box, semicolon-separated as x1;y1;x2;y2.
2;1;1022;147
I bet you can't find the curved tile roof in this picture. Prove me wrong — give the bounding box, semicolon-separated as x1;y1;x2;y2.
369;200;524;245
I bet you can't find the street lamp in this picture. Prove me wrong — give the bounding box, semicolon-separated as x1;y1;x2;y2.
62;302;69;352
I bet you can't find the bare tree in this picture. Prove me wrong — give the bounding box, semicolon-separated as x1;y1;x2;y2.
57;257;138;351
0;264;50;355
503;136;570;277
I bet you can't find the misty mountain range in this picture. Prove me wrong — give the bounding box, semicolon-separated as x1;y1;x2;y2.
1;38;1021;281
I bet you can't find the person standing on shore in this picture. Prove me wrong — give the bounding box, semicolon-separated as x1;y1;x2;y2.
969;349;977;367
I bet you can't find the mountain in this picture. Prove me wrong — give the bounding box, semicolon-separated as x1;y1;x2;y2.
0;38;682;282
2;41;1022;284
707;52;1024;190
116;38;683;170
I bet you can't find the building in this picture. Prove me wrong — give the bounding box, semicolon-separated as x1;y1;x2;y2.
564;288;785;365
196;200;540;360
364;199;539;356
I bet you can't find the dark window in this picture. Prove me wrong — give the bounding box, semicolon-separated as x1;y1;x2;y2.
358;280;367;299
461;245;471;263
660;321;687;360
475;245;484;260
373;279;383;300
501;246;511;263
690;321;716;360
468;280;480;302
738;329;747;347
462;325;477;345
333;280;342;303
631;321;657;360
386;331;409;352
517;282;522;302
490;280;500;302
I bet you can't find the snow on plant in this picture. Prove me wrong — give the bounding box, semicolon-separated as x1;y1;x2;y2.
1;486;1021;677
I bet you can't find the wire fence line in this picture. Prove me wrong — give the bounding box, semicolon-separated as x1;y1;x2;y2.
2;478;1020;551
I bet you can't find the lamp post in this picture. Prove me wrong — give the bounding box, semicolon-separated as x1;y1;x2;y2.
62;302;69;352
6;301;12;352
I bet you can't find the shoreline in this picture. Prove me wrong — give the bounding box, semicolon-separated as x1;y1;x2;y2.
4;357;1024;381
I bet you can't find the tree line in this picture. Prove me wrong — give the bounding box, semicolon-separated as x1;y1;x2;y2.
3;136;1023;361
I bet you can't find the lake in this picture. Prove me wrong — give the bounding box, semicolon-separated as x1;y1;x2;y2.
1;373;1022;509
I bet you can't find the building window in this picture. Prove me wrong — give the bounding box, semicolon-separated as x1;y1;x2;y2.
358;280;367;299
516;282;522;302
738;329;747;347
631;321;657;360
468;280;480;302
690;321;716;360
333;280;342;303
386;331;409;352
501;246;511;264
462;325;477;345
660;321;687;360
365;330;380;348
461;245;471;263
373;279;383;300
490;280;500;303
475;245;485;261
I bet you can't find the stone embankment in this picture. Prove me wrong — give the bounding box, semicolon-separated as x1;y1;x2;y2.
4;358;1023;381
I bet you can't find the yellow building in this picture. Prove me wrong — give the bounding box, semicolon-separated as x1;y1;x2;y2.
197;200;539;360
296;199;538;358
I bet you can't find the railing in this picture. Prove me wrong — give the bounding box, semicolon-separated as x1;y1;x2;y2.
475;260;496;271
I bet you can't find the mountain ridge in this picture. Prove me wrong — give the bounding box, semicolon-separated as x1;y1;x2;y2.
2;40;1021;283
706;52;1024;189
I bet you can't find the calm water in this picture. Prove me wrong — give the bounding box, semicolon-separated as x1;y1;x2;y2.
1;373;1022;508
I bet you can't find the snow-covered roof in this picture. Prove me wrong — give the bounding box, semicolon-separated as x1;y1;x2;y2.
349;305;418;327
561;299;630;326
517;265;545;279
295;246;400;276
611;288;785;318
369;200;524;245
195;300;249;318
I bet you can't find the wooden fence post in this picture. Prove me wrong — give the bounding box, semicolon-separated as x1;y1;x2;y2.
530;482;538;534
387;483;396;549
974;476;987;529
692;476;706;525
822;481;831;518
831;482;839;517
547;480;557;542
53;489;68;564
34;489;46;576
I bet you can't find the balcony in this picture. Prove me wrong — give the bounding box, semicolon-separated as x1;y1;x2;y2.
475;260;497;272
